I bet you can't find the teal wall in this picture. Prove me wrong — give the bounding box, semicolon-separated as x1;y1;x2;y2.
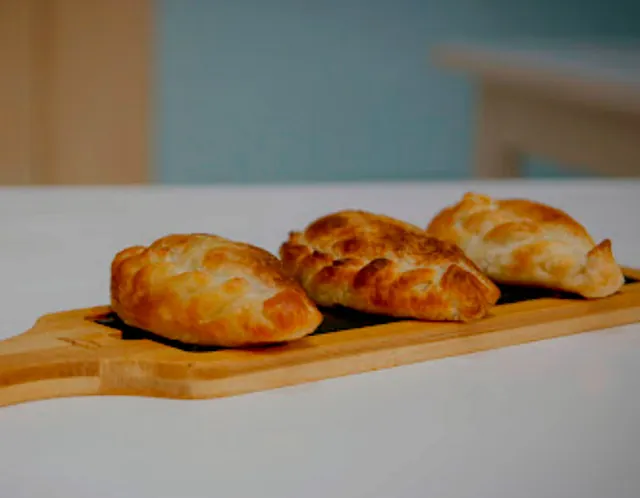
157;0;640;184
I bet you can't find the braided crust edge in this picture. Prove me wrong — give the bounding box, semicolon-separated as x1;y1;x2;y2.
280;210;500;322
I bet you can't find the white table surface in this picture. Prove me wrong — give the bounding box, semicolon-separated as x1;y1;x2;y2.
1;180;639;498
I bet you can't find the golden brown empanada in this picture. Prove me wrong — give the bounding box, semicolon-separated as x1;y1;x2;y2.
111;233;323;347
426;192;624;298
279;210;500;322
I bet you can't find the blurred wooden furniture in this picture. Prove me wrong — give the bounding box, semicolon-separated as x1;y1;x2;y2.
0;0;151;185
433;43;640;178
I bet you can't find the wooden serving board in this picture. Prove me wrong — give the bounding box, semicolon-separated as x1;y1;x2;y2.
2;268;640;408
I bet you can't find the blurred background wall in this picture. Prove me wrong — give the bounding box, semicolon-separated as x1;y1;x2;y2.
157;0;640;184
1;0;639;185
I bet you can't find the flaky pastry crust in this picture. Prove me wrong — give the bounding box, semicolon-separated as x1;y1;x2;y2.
426;192;624;298
111;234;323;347
279;210;500;322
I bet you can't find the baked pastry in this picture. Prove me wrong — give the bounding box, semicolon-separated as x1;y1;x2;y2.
279;210;500;322
111;233;323;347
426;192;624;298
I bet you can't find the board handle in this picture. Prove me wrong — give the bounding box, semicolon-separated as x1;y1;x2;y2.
0;311;106;407
0;307;198;407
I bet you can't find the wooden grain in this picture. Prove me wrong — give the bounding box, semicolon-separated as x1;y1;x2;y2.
0;0;151;185
2;268;640;408
0;0;35;184
43;0;152;184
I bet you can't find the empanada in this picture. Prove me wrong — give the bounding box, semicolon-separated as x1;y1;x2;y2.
426;192;624;298
111;233;323;347
279;210;500;322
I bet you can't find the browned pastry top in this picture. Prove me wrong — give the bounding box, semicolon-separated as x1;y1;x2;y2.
426;192;624;298
280;210;500;321
111;233;323;347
